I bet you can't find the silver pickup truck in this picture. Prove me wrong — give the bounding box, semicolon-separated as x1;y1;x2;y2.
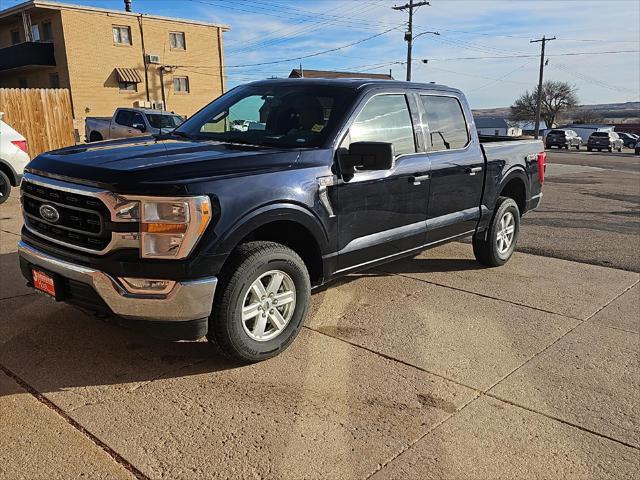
85;108;184;142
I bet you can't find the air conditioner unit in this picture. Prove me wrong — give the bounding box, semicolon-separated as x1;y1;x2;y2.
151;100;165;110
133;100;151;109
147;54;161;64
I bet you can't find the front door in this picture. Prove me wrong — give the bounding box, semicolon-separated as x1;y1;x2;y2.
418;94;485;241
334;93;430;273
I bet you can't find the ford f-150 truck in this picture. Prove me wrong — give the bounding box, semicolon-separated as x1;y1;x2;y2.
85;108;184;142
19;79;545;362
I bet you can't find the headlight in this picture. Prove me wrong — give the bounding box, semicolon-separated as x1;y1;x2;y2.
116;195;212;259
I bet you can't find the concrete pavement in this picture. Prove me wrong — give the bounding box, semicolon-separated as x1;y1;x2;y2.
1;166;639;479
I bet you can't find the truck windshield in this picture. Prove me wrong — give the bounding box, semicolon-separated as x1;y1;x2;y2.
147;114;184;129
174;84;357;148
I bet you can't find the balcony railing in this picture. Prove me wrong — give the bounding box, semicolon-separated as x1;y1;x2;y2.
0;41;55;72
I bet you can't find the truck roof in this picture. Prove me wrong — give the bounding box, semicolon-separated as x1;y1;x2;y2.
246;77;461;94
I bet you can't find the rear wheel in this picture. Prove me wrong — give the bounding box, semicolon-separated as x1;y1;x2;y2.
608;146;613;152
587;147;592;152
0;171;11;205
207;241;311;363
472;197;520;267
89;131;103;142
575;144;580;150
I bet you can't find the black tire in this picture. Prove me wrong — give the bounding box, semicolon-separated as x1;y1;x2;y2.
587;147;592;152
608;147;612;152
0;171;11;205
565;145;569;150
618;147;622;153
89;131;103;142
575;144;580;150
472;197;520;267
207;241;311;363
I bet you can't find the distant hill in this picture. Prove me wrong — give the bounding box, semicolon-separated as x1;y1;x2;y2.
473;102;640;123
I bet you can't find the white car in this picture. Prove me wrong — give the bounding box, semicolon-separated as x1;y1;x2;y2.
0;113;30;204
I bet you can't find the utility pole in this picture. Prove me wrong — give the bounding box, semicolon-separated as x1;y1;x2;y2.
393;0;430;81
530;35;555;138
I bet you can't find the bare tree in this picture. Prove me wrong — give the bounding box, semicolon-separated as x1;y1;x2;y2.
510;80;578;128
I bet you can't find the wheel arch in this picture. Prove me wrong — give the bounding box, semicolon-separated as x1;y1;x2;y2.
0;159;19;186
216;204;329;286
497;167;529;215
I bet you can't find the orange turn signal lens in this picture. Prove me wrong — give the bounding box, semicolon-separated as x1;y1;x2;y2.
198;202;212;236
142;223;188;234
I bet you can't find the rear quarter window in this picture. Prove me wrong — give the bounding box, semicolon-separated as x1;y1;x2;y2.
420;95;469;152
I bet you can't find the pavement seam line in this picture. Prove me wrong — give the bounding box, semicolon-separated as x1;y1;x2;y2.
0;363;150;480
0;292;39;302
364;393;483;480
304;325;482;393
594;322;640;336
484;279;638;394
375;269;584;321
485;392;640;451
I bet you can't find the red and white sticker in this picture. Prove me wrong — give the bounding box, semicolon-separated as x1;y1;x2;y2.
32;269;56;297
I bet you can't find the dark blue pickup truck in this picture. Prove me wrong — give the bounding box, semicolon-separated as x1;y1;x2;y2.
18;78;545;362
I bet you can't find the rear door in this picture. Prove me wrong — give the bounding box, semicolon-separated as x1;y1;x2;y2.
334;91;430;272
418;93;485;242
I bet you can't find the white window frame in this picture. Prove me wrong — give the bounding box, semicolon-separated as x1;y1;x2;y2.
112;25;132;45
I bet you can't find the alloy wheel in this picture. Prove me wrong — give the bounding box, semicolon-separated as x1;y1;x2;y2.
241;270;296;342
496;211;516;256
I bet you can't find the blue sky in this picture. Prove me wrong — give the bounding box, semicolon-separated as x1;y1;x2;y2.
7;0;639;108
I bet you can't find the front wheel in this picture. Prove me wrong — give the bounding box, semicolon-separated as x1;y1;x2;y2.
575;144;580;150
472;197;520;267
207;241;311;363
0;171;11;205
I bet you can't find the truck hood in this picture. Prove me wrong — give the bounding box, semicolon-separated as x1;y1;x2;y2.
26;136;301;194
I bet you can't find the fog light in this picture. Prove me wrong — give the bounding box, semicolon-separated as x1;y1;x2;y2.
119;277;176;295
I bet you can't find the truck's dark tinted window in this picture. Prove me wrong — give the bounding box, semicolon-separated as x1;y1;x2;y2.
345;94;416;156
592;132;609;137
176;84;356;148
115;110;134;126
420;95;469;152
147;114;184;129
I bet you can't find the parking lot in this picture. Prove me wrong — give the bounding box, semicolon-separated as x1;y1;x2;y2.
0;150;638;479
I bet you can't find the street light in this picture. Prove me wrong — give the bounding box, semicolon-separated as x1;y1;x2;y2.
413;30;440;40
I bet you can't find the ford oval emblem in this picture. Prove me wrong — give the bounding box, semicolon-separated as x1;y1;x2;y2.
39;204;60;223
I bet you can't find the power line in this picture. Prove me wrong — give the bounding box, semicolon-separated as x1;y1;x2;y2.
419;50;639;62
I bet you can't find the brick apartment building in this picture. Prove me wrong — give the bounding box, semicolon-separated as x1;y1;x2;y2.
0;0;228;126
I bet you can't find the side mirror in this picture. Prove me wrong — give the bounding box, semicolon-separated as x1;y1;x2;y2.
132;123;146;132
341;142;394;180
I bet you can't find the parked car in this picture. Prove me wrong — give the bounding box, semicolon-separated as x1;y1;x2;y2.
617;132;639;148
0;113;30;205
635;140;640;155
587;131;623;152
85;108;184;142
545;129;582;150
18;79;545;362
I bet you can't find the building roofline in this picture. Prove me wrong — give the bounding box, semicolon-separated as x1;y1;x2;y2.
0;0;230;30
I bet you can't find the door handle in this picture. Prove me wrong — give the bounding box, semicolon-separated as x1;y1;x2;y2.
467;166;483;176
409;174;430;185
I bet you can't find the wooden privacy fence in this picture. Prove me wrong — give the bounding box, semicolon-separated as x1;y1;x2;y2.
0;88;75;158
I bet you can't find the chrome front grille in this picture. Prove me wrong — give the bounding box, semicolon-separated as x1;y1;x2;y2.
20;173;139;255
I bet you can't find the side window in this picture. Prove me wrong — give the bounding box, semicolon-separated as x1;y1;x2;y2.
115;110;133;126
420;95;469;152
132;113;144;126
344;94;415;156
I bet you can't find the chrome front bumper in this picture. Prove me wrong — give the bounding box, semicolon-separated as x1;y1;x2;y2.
18;241;217;322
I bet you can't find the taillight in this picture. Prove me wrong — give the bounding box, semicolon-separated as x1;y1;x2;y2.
11;140;28;154
537;152;546;183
